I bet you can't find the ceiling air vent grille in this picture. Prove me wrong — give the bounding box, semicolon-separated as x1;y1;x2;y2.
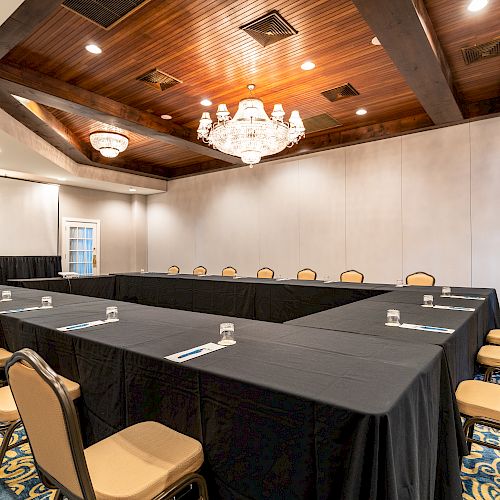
136;68;182;91
303;114;342;133
321;83;360;102
62;0;152;29
240;10;298;47
461;38;500;65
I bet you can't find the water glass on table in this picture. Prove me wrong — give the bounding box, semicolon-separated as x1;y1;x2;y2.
386;309;401;326
442;286;452;297
396;279;404;287
106;306;119;322
422;295;434;307
218;322;236;345
1;290;12;301
41;296;52;308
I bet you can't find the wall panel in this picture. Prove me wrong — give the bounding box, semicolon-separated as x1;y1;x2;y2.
470;116;500;289
402;124;471;286
346;138;403;283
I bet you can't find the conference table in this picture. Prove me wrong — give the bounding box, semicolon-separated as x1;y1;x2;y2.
1;276;497;499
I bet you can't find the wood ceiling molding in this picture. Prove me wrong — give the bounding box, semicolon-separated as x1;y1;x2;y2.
0;63;237;164
352;0;463;124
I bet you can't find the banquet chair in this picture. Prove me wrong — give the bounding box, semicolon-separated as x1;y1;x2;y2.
340;270;364;283
222;266;237;277
406;272;435;286
297;268;317;280
486;329;500;345
193;266;207;276
168;265;180;274
455;379;500;453
0;362;80;465
257;267;274;279
6;349;208;500
477;345;500;382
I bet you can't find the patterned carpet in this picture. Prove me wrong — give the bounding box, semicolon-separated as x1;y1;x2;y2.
0;425;497;499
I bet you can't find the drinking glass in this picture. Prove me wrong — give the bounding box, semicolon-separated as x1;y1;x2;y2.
106;306;119;322
218;322;236;345
423;294;434;307
442;286;452;297
386;309;400;326
1;290;12;301
396;279;404;287
41;296;52;308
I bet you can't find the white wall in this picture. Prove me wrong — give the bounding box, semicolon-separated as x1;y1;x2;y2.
0;177;59;255
59;185;147;274
147;116;500;291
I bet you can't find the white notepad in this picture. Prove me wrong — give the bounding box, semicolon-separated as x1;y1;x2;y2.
430;305;475;312
165;342;227;363
0;306;48;315
399;323;455;334
441;295;485;301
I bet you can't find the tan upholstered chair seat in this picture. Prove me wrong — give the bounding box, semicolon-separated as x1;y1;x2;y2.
0;349;12;368
456;380;500;420
477;345;500;368
0;375;80;423
487;330;500;345
406;272;435;286
340;270;363;283
257;268;274;279
84;421;203;500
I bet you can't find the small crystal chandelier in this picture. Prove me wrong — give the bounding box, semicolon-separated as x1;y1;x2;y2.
89;131;129;158
197;85;305;167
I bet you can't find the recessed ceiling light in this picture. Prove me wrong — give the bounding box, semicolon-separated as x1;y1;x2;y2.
160;114;172;120
356;108;368;116
301;60;316;71
200;99;212;106
467;0;488;11
371;36;381;46
85;44;102;54
129;188;137;192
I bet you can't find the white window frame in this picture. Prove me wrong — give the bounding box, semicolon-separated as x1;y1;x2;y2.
62;217;101;276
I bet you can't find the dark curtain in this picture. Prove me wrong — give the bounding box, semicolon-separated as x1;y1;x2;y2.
0;256;62;285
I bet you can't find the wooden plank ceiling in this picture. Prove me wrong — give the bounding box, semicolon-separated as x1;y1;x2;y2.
0;0;498;179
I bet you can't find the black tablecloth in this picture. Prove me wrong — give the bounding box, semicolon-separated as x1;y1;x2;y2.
0;256;61;285
114;273;391;322
0;286;466;500
9;276;116;300
287;288;499;387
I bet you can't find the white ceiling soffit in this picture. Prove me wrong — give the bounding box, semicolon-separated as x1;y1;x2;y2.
0;108;167;195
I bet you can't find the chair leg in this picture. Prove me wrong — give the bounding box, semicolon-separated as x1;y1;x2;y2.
194;474;209;500
484;366;499;383
0;420;22;464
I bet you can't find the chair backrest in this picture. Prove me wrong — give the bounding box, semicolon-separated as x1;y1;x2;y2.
168;265;180;274
406;272;435;286
193;266;207;276
6;349;96;499
257;267;274;279
340;270;364;283
222;266;237;277
297;268;317;280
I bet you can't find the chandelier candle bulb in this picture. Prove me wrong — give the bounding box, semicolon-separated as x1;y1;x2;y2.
197;85;305;167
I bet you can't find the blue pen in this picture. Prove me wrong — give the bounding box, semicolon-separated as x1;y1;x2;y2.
420;325;449;332
178;348;205;359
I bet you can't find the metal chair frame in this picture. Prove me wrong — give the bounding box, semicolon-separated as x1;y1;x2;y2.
462;414;500;454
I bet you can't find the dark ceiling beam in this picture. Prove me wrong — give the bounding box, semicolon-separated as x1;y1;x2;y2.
0;62;239;163
0;0;64;59
351;0;463;124
0;90;171;179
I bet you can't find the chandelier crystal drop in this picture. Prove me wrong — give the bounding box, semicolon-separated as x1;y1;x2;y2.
197;85;305;167
89;131;129;158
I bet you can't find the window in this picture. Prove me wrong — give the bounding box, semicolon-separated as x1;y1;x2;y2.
62;218;100;276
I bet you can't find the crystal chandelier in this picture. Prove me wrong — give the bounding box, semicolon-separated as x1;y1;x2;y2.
197;85;305;167
89;131;129;158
